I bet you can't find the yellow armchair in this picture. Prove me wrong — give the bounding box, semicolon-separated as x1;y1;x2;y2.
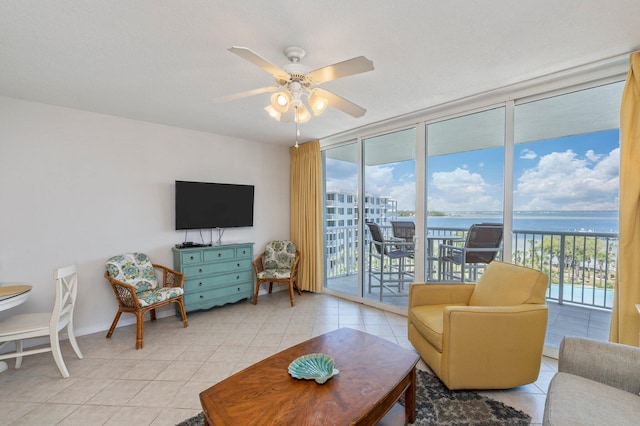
408;261;549;390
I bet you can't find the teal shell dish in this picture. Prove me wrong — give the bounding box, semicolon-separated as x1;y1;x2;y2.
288;353;339;384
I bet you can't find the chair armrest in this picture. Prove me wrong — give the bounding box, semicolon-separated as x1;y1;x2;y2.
409;283;475;308
153;264;185;288
559;337;640;394
438;244;464;258
291;250;301;277
391;240;415;250
443;304;548;357
253;252;265;274
104;271;141;309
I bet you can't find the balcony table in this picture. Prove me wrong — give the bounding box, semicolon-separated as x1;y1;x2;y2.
426;234;464;280
0;283;32;373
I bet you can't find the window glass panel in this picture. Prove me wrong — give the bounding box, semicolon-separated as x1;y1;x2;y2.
323;142;358;296
513;83;621;332
363;128;416;307
426;107;505;281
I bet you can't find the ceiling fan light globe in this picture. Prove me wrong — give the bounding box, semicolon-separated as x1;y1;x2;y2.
308;90;328;116
270;92;290;113
295;105;311;123
264;105;282;121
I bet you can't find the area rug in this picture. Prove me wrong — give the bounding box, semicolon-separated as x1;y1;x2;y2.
176;369;531;426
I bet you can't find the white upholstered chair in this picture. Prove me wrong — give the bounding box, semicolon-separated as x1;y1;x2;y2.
0;265;83;378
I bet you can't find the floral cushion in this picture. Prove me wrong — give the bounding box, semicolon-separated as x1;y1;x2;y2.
106;253;159;293
257;268;294;279
263;241;296;270
137;286;184;307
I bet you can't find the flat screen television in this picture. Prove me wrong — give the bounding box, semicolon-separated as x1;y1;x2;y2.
175;180;254;230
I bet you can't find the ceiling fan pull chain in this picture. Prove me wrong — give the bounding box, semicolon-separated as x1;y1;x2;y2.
295;107;299;148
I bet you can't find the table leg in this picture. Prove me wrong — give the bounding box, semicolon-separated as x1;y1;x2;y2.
405;366;417;423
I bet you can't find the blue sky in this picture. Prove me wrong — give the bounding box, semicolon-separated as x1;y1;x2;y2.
326;129;620;212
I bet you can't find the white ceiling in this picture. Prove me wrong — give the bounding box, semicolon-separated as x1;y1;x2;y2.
1;1;639;147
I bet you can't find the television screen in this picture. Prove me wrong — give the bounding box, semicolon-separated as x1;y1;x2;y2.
175;181;254;230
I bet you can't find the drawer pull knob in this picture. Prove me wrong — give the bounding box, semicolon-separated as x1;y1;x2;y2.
218;253;222;257
200;295;204;299
199;268;203;273
237;263;240;267
199;282;203;286
190;256;194;260
236;275;240;280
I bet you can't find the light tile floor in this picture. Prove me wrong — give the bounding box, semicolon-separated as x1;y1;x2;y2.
0;291;556;425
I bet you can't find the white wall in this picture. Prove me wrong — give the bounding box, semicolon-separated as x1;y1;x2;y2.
0;96;290;336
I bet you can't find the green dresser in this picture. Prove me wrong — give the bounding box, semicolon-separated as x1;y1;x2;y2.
172;243;254;312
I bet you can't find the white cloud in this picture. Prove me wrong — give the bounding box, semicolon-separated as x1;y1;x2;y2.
325;159;357;193
365;165;416;210
585;149;602;162
429;168;502;211
514;148;619;210
520;148;537;160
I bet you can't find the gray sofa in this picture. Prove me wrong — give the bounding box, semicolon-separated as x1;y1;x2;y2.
543;336;640;425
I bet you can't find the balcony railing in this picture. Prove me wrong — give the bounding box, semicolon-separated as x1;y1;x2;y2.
325;225;617;310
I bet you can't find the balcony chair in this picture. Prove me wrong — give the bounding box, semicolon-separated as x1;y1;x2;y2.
408;261;548;390
0;265;83;378
366;222;414;301
253;240;301;307
438;223;503;282
104;253;188;349
390;220;415;252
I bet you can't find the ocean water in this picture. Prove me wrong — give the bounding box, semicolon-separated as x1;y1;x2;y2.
425;211;618;234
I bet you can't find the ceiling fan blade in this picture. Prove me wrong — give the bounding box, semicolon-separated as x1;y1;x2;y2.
307;56;374;84
228;46;289;81
212;85;279;103
315;88;367;118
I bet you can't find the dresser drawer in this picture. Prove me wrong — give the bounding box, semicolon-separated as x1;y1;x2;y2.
179;251;202;265
184;270;253;293
203;248;235;262
184;283;253;305
183;258;252;277
235;246;252;259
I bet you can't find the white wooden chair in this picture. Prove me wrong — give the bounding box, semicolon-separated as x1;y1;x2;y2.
0;265;83;378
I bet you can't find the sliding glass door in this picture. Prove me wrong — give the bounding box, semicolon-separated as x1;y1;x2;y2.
363;128;416;308
321;66;624;344
425;107;505;281
513;81;623;349
323;141;359;297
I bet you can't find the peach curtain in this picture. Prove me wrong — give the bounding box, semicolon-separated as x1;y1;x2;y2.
611;52;640;345
290;140;324;292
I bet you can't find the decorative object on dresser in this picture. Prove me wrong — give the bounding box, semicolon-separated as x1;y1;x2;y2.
0;265;83;378
173;242;254;312
104;253;188;349
253;240;301;307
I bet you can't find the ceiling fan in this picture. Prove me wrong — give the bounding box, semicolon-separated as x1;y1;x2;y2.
214;46;374;123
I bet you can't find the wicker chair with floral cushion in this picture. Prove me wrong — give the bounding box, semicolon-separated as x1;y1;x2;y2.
253;241;301;307
104;253;188;349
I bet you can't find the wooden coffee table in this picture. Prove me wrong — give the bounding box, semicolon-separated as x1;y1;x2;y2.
199;327;420;425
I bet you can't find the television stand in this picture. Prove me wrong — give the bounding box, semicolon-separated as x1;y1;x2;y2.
172;242;255;312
